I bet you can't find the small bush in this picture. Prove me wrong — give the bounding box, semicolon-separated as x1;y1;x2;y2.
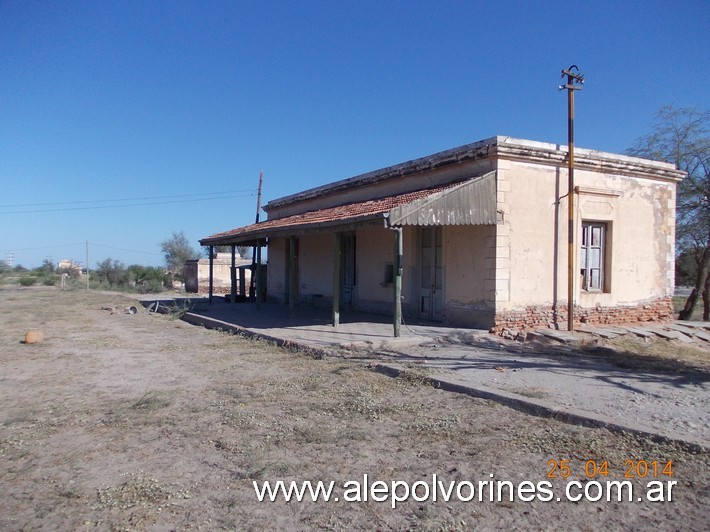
19;276;37;287
42;276;57;286
138;279;165;294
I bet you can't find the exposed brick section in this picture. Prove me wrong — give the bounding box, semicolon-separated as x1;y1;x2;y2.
492;297;674;333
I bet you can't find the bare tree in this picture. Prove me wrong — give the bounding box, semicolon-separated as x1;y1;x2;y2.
627;105;709;320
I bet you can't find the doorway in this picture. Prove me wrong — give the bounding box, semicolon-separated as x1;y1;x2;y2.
340;232;356;309
285;237;299;303
420;226;443;321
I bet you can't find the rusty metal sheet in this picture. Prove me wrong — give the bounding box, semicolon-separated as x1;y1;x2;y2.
387;171;497;226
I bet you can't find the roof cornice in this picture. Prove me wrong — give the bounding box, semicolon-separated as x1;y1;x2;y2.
265;136;684;211
491;137;685;183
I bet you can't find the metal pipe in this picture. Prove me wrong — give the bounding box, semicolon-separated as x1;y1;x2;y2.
208;245;214;304
255;240;262;310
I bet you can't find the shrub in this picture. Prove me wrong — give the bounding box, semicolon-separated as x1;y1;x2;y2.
19;276;37;286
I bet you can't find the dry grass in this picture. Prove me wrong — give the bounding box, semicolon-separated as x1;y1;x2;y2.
0;287;708;530
600;335;709;376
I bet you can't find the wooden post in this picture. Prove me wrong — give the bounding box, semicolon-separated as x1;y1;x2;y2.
289;235;296;312
567;84;576;332
230;245;236;304
332;233;341;327
393;227;402;337
208;245;214;304
250;172;264;300
255;240;262;310
560;65;584;331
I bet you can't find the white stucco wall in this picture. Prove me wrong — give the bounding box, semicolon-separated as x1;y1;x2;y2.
442;224;496;326
496;158;677;312
298;234;334;296
356;226;396;307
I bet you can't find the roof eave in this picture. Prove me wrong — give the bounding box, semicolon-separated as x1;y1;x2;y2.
200;213;386;247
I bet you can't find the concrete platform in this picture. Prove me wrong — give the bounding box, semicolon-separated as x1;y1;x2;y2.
164;298;487;351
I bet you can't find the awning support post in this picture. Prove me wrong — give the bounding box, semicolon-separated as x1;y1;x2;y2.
332;233;341;327
393;226;403;337
208;245;214;304
255;240;262;310
230;245;236;304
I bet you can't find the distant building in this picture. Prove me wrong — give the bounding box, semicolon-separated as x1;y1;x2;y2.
57;259;83;274
201;136;683;331
184;252;252;295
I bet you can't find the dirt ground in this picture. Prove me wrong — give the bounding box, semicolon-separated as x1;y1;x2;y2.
1;287;708;530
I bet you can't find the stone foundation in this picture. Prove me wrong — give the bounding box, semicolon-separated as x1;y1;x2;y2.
196;286;232;295
492;297;675;333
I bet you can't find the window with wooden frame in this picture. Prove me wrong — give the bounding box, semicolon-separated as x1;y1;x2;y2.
580;222;607;292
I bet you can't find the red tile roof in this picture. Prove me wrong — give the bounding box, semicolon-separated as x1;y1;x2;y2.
201;182;460;245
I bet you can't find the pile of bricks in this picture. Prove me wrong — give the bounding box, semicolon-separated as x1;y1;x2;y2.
492;297;674;334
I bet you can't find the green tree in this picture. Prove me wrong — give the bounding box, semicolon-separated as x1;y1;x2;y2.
127;264;167;293
627;105;709;320
95;258;127;288
161;231;199;281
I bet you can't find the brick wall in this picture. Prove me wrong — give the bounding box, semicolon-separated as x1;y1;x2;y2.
492;297;674;333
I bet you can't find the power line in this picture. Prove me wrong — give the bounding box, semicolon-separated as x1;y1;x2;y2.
91;243;162;256
0;192;256;215
0;189;256;208
12;242;85;251
9;242;162;260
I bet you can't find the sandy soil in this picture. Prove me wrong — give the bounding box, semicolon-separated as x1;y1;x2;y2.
1;287;708;530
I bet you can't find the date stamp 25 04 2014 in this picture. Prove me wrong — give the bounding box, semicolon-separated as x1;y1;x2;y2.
547;459;674;479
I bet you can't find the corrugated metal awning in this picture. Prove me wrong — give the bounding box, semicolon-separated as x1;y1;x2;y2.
386;171;498;226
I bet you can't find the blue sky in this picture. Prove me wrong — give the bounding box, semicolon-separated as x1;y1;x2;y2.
1;0;708;268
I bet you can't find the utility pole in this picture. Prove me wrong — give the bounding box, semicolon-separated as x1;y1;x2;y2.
250;171;264;302
559;65;584;331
